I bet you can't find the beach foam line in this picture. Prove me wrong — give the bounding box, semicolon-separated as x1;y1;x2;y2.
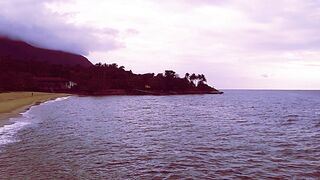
0;96;71;151
0;118;31;147
42;96;71;104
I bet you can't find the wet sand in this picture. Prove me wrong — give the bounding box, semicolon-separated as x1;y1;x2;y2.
0;92;70;124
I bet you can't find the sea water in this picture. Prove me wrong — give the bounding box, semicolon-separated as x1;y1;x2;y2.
0;90;319;179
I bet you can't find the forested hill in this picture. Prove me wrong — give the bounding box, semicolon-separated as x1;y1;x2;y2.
0;37;222;95
0;37;92;67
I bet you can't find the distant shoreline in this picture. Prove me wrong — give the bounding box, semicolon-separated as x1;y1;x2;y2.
78;89;224;96
0;92;70;124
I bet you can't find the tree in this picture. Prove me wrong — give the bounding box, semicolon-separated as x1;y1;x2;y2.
197;74;207;85
184;73;190;81
156;73;164;78
110;63;118;68
165;70;176;79
95;62;102;67
190;73;196;81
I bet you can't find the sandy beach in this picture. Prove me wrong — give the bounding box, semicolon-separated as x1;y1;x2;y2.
0;92;70;123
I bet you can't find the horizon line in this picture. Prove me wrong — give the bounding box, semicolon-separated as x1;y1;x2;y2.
221;88;320;91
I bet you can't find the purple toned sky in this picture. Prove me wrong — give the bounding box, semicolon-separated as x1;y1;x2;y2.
1;0;320;89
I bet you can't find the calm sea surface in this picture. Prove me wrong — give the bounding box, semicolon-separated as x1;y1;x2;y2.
0;90;319;179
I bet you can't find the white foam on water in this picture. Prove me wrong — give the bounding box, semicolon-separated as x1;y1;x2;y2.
42;96;71;104
0;119;31;147
0;109;35;148
0;96;71;151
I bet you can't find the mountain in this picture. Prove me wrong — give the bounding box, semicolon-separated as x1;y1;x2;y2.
0;37;92;67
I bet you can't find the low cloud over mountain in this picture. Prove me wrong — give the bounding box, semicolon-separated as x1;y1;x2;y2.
0;0;123;55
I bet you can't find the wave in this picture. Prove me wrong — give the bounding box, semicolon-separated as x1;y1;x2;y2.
42;96;71;104
0;119;30;148
0;96;71;150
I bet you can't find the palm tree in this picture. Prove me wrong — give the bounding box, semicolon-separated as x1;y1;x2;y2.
190;73;196;82
184;73;190;81
199;74;207;83
165;70;176;78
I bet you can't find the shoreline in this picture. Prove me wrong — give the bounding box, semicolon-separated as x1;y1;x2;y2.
0;92;70;124
78;89;224;96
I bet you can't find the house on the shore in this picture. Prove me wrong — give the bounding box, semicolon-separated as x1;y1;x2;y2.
33;77;77;92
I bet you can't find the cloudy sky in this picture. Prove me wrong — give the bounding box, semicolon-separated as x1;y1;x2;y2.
1;0;320;89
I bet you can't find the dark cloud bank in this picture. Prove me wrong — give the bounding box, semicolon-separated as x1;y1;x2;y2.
0;0;123;55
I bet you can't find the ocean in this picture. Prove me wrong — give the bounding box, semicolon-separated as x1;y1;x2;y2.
0;90;319;179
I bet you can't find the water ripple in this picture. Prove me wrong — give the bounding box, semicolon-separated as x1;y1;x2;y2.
0;90;320;179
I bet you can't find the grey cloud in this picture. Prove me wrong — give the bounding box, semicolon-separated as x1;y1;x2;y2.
180;0;229;6
238;0;320;51
305;64;320;67
126;29;140;35
0;0;123;55
191;0;320;52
